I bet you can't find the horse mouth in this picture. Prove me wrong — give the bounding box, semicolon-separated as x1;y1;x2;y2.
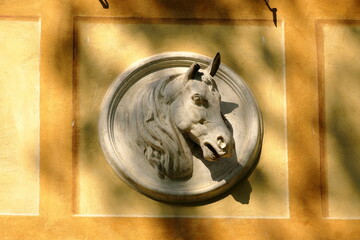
203;142;224;161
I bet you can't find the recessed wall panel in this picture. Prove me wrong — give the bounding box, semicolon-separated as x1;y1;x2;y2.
322;24;360;218
0;18;40;215
74;19;288;218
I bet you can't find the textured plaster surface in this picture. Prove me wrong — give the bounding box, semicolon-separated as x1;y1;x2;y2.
74;20;288;217
0;19;40;214
323;24;360;218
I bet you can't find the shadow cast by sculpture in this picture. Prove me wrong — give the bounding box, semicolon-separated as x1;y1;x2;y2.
162;150;261;206
188;134;261;206
221;101;239;115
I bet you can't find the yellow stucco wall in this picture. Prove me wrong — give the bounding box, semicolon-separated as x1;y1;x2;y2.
0;0;359;239
321;24;360;218
74;20;288;218
0;18;40;215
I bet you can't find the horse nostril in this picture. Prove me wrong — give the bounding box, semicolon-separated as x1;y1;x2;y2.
217;136;226;150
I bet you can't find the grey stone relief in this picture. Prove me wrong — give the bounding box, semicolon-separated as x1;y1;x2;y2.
123;53;234;180
99;52;263;203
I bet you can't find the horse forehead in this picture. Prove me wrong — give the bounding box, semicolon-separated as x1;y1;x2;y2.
186;80;217;96
186;80;206;92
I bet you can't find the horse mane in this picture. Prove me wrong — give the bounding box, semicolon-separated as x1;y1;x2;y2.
131;75;193;180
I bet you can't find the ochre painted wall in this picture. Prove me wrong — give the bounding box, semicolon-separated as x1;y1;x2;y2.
0;0;359;239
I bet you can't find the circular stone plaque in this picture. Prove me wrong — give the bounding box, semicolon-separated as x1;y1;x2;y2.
99;52;263;203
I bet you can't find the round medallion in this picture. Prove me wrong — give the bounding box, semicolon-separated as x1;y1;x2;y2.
99;52;263;203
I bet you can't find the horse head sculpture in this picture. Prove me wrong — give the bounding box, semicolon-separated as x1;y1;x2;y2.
128;53;235;180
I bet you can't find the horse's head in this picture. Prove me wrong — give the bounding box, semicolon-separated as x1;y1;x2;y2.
164;53;235;161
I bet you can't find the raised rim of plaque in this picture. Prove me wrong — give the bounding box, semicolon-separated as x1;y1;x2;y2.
98;52;263;203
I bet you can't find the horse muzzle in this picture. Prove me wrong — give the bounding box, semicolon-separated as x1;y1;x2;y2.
201;134;234;161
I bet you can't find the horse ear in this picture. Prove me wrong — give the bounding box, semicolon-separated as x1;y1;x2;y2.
205;52;221;77
184;62;201;81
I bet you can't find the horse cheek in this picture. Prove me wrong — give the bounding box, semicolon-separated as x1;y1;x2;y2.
170;101;191;132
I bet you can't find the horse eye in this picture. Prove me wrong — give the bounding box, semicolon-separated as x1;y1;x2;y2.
199;118;208;124
192;94;202;105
